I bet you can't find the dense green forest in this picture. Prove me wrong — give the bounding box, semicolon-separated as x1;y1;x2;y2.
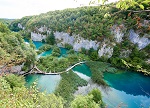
0;22;36;73
0;74;104;108
9;0;150;74
0;18;14;26
0;0;150;108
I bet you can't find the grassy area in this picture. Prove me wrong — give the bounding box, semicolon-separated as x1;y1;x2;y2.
86;61;117;86
55;70;88;107
37;53;90;73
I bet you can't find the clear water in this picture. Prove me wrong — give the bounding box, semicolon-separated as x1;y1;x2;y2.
39;47;68;57
33;41;44;49
25;74;61;94
72;63;92;77
24;39;150;107
40;49;52;56
103;72;150;108
24;39;68;57
24;39;44;49
59;47;68;57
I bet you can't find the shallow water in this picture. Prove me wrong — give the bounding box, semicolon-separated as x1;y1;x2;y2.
24;39;150;107
72;63;92;77
25;74;61;94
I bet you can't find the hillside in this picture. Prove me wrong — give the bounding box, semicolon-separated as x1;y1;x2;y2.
0;22;36;74
10;2;150;74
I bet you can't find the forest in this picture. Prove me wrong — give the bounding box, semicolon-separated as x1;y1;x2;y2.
10;0;150;74
0;0;150;107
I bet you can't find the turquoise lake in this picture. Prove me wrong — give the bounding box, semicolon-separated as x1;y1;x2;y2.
25;39;150;108
102;72;150;108
24;39;68;57
25;74;61;93
24;39;44;49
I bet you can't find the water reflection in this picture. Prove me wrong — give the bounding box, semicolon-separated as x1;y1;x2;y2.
104;72;150;97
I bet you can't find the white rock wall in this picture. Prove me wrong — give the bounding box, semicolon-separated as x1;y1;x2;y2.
111;25;124;43
31;32;46;41
54;32;100;51
129;29;150;49
98;43;113;58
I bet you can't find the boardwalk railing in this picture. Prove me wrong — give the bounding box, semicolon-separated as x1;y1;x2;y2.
22;61;85;75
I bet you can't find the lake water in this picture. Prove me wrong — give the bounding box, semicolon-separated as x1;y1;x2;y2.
24;39;68;57
72;63;92;81
24;39;44;49
25;74;61;94
103;72;150;108
24;39;150;107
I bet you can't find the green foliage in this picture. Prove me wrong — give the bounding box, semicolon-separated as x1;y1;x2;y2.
51;46;61;57
64;43;73;49
37;44;52;54
0;18;14;26
4;74;25;89
89;51;99;61
109;44;150;74
116;0;150;10
46;31;55;45
0;22;10;33
67;49;76;54
29;39;36;49
55;71;87;106
10;5;119;41
0;75;64;108
86;61;106;85
71;95;99;108
37;53;89;72
86;61;117;85
88;89;105;107
0;23;36;70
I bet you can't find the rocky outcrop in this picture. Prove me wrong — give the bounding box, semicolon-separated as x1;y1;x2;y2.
54;32;100;51
129;29;150;49
30;24;149;58
31;32;46;41
98;43;114;58
18;23;25;30
111;24;125;43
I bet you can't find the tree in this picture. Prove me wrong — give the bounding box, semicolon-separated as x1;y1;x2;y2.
0;22;10;33
0;75;65;108
88;89;105;107
90;51;99;61
71;95;99;108
4;74;25;90
29;39;36;49
46;31;55;45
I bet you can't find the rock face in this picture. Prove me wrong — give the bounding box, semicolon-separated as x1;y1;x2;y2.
30;25;150;58
18;23;25;30
129;29;150;49
54;32;100;51
31;32;46;41
98;43;113;58
111;25;125;43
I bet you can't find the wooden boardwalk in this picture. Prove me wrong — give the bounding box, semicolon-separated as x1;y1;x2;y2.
22;61;85;76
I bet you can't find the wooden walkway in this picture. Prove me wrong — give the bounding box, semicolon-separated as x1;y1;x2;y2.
22;61;85;76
